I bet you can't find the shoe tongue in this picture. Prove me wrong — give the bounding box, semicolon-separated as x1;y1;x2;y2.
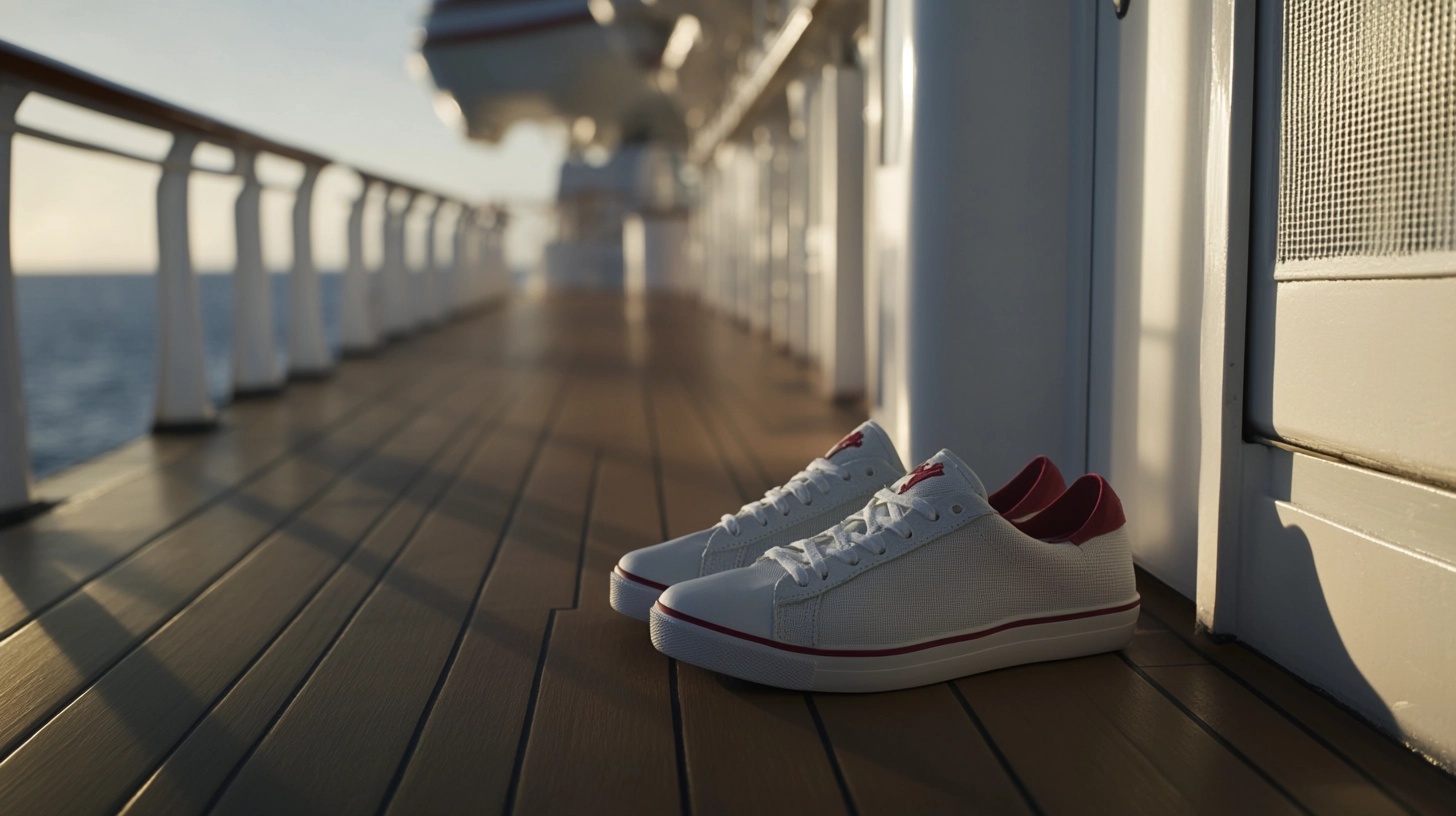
888;448;988;503
823;420;901;469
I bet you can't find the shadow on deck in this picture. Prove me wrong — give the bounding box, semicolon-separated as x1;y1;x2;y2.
0;293;1451;815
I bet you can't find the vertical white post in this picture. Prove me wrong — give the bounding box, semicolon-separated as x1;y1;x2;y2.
0;80;37;517
451;207;473;313
154;132;216;429
340;177;378;355
380;187;417;338
231;148;283;395
422;197;444;326
288;162;333;378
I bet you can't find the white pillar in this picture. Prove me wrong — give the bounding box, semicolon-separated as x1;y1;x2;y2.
340;178;379;355
231;149;284;395
816;63;868;400
0;80;36;517
153;132;216;429
380;187;417;338
288;162;333;378
421;197;445;326
450;208;469;313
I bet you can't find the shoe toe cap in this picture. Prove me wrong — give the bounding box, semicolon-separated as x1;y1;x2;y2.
617;530;712;588
657;561;784;640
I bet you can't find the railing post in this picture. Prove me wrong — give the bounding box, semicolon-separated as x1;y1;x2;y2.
380;186;417;338
0;79;39;519
340;178;378;355
231;148;283;395
421;197;444;327
452;207;474;312
154;132;216;430
288;162;333;378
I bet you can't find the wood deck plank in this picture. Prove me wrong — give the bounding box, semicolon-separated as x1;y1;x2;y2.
652;379;849;816
209;380;556;816
957;652;1306;816
0;355;433;638
0;377;505;816
1138;572;1456;816
0;294;1449;816
0;389;435;759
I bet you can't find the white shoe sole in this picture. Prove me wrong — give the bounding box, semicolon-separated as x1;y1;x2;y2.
609;566;667;622
649;598;1141;692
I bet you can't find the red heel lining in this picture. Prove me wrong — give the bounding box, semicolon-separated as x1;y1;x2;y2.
1012;474;1125;545
988;455;1067;519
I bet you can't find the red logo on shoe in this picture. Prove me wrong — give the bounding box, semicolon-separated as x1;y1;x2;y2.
826;431;865;459
898;462;945;494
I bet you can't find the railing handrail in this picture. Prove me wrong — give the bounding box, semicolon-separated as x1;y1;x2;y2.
0;39;514;521
0;38;441;196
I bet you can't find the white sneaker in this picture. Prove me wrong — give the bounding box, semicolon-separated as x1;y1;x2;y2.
609;421;906;621
649;449;1139;692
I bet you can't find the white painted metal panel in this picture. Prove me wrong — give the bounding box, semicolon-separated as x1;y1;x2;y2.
1089;0;1213;596
1250;278;1456;485
1237;444;1456;771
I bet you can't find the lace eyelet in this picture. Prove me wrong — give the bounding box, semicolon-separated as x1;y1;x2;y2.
849;557;859;566
951;504;963;515
842;473;852;481
902;529;913;539
929;512;940;522
865;467;876;477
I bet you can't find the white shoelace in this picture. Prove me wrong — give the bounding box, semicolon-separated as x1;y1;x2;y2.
767;487;939;586
718;458;851;536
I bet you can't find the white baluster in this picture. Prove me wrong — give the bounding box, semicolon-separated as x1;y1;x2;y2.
450;206;472;315
0;79;39;518
340;178;378;355
421;197;444;327
153;132;216;430
231;149;283;395
288;162;333;378
380;187;417;338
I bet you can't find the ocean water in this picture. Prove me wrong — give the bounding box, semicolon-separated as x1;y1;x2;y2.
16;272;342;478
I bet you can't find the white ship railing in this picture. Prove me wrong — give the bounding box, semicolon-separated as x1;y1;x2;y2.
0;40;509;521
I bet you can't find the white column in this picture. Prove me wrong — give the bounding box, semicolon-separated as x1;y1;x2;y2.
451;207;471;313
288;162;333;378
380;187;417;338
421;197;445;326
153;132;216;429
818;63;868;400
340;178;378;355
231;149;283;395
0;80;36;516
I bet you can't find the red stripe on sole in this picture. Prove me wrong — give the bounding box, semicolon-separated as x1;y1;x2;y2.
654;597;1141;658
615;565;670;591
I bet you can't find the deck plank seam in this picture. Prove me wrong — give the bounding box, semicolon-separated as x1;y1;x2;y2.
568;448;603;611
0;364;457;644
684;385;753;503
119;379;516;814
374;378;568;816
502;608;558;816
947;681;1046;816
0;366;480;764
643;378;693;816
1113;651;1316;816
805;695;860;816
1138;589;1427;813
200;374;519;815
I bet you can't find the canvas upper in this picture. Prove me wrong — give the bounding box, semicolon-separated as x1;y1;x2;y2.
615;420;906;590
655;448;1137;649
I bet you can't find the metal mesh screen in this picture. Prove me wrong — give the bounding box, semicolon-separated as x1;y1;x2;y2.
1278;0;1456;264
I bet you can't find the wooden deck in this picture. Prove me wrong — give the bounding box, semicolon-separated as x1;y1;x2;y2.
1;293;1452;816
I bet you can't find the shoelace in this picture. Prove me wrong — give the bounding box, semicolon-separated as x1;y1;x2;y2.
718;458;851;536
767;487;938;586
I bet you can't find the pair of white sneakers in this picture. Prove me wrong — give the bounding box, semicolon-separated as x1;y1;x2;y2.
609;420;1139;693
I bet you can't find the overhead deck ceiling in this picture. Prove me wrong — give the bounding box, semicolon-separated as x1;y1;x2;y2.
418;0;864;155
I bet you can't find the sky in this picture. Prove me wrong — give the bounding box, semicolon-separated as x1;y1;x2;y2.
3;0;568;272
